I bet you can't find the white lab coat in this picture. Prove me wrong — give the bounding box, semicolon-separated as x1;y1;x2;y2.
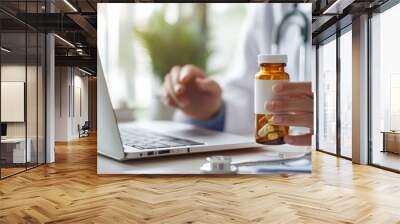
176;4;311;135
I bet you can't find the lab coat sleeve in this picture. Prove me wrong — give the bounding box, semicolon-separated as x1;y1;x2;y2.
174;6;274;135
222;7;274;135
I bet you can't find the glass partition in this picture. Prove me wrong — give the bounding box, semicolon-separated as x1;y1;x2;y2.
339;29;352;158
317;37;337;154
38;32;46;165
27;30;38;169
0;1;46;179
1;31;28;178
370;3;400;171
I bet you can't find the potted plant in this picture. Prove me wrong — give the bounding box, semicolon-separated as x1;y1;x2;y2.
134;4;211;119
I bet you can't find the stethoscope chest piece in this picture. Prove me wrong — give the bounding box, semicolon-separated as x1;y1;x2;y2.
200;156;238;174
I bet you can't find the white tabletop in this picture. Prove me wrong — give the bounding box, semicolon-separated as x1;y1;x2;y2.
97;145;311;175
1;137;27;144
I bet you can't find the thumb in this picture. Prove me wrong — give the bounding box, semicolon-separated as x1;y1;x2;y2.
195;78;220;94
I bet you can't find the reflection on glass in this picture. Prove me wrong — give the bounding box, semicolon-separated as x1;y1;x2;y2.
27;31;38;169
1;31;28;177
340;30;352;158
318;38;337;154
371;3;400;171
25;1;41;168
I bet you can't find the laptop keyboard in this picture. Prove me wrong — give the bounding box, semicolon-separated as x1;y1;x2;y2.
120;128;204;150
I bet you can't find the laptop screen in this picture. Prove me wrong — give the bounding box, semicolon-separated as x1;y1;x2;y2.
1;123;7;137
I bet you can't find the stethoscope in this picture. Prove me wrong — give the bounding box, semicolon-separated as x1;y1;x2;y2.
274;4;310;52
273;4;310;81
200;152;311;174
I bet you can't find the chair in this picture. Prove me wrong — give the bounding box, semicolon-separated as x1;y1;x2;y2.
79;121;90;138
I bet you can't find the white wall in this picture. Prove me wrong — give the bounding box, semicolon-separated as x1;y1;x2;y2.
73;73;89;135
55;67;69;141
55;67;89;141
1;65;41;136
1;65;29;139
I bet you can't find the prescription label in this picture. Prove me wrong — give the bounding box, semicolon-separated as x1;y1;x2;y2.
254;80;287;114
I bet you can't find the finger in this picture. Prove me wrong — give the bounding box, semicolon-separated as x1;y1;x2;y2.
161;91;177;108
179;64;206;84
195;78;221;95
170;66;181;83
163;73;176;102
170;66;185;95
165;72;186;107
165;95;178;108
265;98;313;113
271;113;313;129
284;134;312;146
161;86;174;106
272;82;312;96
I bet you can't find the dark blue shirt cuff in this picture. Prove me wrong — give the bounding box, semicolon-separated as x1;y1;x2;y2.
187;103;225;132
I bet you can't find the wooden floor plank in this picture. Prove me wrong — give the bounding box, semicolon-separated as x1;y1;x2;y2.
1;135;400;223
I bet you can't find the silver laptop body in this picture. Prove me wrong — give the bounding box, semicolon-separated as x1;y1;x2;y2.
97;55;258;161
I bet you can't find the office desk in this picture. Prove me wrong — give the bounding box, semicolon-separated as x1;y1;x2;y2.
1;138;31;164
381;131;400;154
98;145;311;174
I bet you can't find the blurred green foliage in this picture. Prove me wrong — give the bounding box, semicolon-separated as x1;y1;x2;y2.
134;7;211;80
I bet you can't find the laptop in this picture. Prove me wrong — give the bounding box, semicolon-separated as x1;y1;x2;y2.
97;55;258;161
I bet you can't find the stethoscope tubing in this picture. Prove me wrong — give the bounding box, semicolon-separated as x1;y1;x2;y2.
231;152;311;167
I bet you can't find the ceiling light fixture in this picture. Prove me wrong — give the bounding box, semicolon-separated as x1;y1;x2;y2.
1;47;11;53
54;34;75;48
63;0;78;12
78;67;93;76
322;0;355;15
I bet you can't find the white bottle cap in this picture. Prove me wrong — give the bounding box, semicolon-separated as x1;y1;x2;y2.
258;54;287;65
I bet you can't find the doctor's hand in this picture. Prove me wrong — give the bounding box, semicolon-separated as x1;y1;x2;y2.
162;65;223;120
266;82;313;146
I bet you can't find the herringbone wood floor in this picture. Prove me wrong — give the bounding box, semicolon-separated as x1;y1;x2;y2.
1;135;400;224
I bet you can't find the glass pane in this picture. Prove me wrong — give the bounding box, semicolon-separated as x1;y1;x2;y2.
371;4;400;171
318;38;337;154
0;1;46;178
38;33;46;165
1;31;28;177
26;0;40;170
27;31;38;169
340;30;352;158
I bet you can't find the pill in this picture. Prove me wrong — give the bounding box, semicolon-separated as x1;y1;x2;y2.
268;132;279;140
257;123;268;137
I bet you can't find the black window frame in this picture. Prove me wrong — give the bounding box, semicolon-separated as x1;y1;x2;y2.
315;22;352;161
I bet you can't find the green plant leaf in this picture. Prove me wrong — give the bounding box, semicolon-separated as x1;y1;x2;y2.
134;7;211;80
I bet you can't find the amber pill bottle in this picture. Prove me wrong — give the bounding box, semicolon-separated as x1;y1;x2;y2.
254;54;289;145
